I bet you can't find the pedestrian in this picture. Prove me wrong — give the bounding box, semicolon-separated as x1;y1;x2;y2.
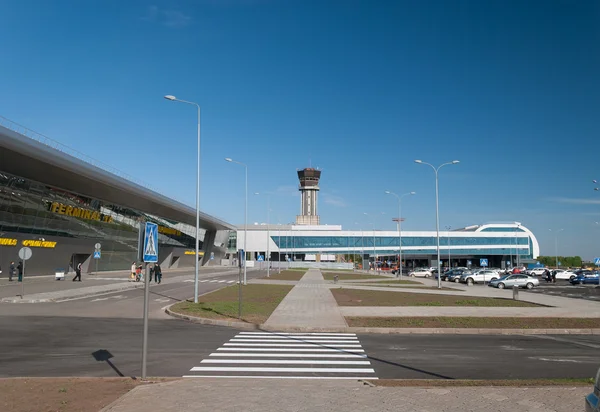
9;261;15;281
72;262;82;281
154;263;162;284
135;265;142;282
131;262;137;281
149;264;155;283
17;261;23;282
552;270;557;283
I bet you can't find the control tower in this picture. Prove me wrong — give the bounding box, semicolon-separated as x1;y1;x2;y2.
296;168;321;225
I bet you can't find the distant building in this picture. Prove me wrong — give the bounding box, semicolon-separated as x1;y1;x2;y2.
295;168;321;225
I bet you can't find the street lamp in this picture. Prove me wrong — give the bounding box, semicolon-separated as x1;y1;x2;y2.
445;225;452;269
225;158;248;285
549;228;564;268
363;212;376;271
414;159;460;289
385;191;416;279
164;95;201;303
254;192;271;278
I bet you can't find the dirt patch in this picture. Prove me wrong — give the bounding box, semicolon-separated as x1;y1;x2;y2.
321;272;388;281
170;284;293;324
350;284;462;291
366;378;594;387
331;288;540;307
0;377;170;412
260;270;306;281
346;316;600;328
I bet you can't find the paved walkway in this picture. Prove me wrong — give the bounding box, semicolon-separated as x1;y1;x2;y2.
263;269;347;328
102;378;588;412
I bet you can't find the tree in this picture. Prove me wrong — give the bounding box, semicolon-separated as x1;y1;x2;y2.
535;256;582;268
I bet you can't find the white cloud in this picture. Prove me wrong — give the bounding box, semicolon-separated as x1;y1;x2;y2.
322;193;346;207
142;5;191;28
546;197;600;205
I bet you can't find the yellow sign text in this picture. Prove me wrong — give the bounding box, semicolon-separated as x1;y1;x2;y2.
184;250;205;256
48;202;113;223
0;238;18;246
22;240;57;248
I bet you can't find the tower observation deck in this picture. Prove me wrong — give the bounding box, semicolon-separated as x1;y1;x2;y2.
296;168;321;225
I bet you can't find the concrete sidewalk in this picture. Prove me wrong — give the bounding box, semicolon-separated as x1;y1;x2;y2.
101;378;588;412
263;269;347;328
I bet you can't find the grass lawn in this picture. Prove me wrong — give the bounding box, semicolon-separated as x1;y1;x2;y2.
260;270;306;281
331;288;541;307
346;316;600;329
321;272;389;281
350;279;423;285
170;284;293;324
368;378;594;387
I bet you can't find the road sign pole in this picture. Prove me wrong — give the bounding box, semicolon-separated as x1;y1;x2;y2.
141;263;150;380
21;259;25;297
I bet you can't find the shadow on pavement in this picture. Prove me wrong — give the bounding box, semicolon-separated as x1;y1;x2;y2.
92;349;135;379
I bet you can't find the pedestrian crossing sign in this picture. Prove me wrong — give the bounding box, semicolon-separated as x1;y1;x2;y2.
143;222;159;263
93;251;101;259
595;257;600;266
257;255;264;262
480;258;488;267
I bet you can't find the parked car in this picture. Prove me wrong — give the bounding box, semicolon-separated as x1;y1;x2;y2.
528;268;547;276
460;269;500;286
570;271;600;285
553;269;577;281
488;274;540;289
446;269;471;283
585;365;600;412
408;268;432;278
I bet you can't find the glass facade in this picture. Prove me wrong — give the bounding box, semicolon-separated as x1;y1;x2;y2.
0;171;203;272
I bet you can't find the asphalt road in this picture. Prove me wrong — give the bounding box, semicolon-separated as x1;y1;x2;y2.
1;268;599;380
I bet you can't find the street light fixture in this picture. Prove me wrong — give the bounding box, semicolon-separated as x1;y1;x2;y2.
548;228;564;268
254;192;271;278
225;158;248;285
164;95;201;303
384;190;416;279
414;159;460;289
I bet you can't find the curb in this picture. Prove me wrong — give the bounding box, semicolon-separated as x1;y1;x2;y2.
1;282;145;303
164;306;600;335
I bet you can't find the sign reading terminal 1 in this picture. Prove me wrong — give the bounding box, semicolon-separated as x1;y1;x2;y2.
184;250;204;256
48;202;113;223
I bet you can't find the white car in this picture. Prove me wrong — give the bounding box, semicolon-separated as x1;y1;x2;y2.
554;269;577;280
409;269;432;278
460;269;500;285
528;268;547;276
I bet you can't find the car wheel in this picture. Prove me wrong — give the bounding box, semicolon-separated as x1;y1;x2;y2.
467;278;474;286
569;276;575;280
526;282;534;289
498;282;505;289
491;278;497;282
454;278;460;283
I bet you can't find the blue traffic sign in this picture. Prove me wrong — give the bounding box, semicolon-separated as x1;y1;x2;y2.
143;222;159;263
595;258;600;266
480;258;488;267
257;255;264;262
210;252;214;261
93;251;101;259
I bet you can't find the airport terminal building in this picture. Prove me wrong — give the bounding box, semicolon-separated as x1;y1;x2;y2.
0;118;233;276
230;168;540;269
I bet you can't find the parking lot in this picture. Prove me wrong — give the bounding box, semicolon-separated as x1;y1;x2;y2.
525;281;600;302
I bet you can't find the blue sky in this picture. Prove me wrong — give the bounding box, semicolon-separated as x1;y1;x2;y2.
1;0;599;259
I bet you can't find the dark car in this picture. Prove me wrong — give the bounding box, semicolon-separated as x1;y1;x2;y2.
446;269;471;283
570;270;600;285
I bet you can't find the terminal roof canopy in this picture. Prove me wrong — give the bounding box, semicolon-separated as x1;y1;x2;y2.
0;124;233;231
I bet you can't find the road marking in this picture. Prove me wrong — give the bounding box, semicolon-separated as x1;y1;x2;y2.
201;359;371;365
227;280;235;283
529;335;600;349
528;357;586;363
209;353;366;358
217;348;364;353
154;298;171;303
90;295;126;302
223;343;362;348
184;280;195;283
232;335;358;340
218;280;226;283
239;332;357;336
200;280;209;283
210;280;219;283
230;339;360;344
190;367;375;373
183;375;378;380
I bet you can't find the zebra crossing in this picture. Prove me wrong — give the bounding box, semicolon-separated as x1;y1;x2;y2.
184;279;236;284
183;331;378;380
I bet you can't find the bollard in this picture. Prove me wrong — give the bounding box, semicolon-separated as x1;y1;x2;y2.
512;285;519;300
334;275;339;284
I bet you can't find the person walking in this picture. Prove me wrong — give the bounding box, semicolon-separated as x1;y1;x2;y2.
72;262;82;281
154;263;162;284
17;261;23;282
9;261;15;281
149;264;155;283
130;262;137;281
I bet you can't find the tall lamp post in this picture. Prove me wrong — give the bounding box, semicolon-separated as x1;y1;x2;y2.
415;159;460;289
254;192;271;278
225;158;248;285
549;228;564;268
363;213;376;271
164;95;201;303
385;191;415;279
445;225;452;269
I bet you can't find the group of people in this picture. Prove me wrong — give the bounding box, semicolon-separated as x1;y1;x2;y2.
543;268;556;283
130;262;162;283
1;261;24;282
